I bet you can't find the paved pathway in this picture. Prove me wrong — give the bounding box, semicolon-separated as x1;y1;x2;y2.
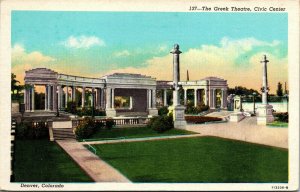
186;117;288;149
56;139;131;182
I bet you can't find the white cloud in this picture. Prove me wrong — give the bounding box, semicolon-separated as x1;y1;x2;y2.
62;35;105;49
104;37;287;93
12;44;56;83
114;50;130;57
157;45;168;53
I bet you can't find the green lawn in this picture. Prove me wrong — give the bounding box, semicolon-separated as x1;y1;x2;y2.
92;137;288;183
267;121;288;127
84;127;196;141
14;139;92;182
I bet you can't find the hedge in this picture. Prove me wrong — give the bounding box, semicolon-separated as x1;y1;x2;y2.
185;116;222;124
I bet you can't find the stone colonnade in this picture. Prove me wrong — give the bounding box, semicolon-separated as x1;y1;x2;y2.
157;87;227;109
24;84;228;112
24;84;105;112
24;69;228;114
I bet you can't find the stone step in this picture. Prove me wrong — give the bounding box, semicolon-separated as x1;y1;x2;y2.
116;112;148;117
53;128;75;140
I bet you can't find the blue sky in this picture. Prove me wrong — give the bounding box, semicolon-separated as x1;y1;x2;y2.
11;11;288;92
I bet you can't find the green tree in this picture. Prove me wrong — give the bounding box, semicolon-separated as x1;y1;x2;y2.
276;82;283;96
228;86;259;96
11;73;20;97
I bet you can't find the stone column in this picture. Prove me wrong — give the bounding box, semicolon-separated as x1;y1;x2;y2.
170;44;186;129
194;89;197;107
101;88;105;108
152;89;156;108
183;89;187;105
163;89;168;106
105;87;116;117
222;88;227;109
148;89;152;108
24;87;27;110
205;88;209;106
81;87;85;108
212;89;216;109
52;85;57;111
111;88;115;109
221;89;224;109
28;87;31;111
97;88;101;109
257;55;274;125
31;86;35;112
65;86;68;108
60;86;64;109
71;86;76;102
57;85;62;110
26;88;31;111
261;55;268;105
44;85;48;110
106;88;111;108
48;85;52;110
171;45;181;107
90;88;94;107
130;96;133;109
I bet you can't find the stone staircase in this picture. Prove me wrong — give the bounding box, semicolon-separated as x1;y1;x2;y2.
53;128;75;140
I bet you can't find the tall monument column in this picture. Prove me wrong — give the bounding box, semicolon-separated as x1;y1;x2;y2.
169;44;187;129
257;55;274;125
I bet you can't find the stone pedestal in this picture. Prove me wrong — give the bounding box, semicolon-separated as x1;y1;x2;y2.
230;112;245;122
256;104;274;125
173;105;187;129
148;108;158;116
106;108;116;117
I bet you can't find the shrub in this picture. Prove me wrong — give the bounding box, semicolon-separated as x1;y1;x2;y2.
74;122;87;140
66;101;77;114
16;121;49;139
147;116;159;129
158;106;169;116
75;107;106;117
94;121;105;131
185;103;209;114
74;117;96;139
16;122;29;139
274;112;288;122
34;122;49;139
148;114;174;133
105;118;115;129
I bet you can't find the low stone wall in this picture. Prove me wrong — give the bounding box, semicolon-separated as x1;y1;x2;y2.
243;102;288;113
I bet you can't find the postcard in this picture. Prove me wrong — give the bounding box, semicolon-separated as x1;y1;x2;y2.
0;0;299;191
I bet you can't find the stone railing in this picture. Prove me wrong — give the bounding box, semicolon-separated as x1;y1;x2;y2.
22;120;49;128
71;116;152;129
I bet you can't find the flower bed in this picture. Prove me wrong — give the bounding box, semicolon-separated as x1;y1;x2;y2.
185;116;222;124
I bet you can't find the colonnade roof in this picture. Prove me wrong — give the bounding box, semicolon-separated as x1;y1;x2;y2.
24;68;228;90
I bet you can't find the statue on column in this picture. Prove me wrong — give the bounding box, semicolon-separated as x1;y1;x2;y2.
169;44;187;129
256;55;274;125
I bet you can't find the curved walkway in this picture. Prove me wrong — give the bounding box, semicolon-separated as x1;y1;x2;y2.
186;117;288;149
56;139;130;182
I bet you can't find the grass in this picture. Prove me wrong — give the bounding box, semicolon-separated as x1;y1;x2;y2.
267;121;288;127
14;139;92;182
84;127;197;141
92;137;288;183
